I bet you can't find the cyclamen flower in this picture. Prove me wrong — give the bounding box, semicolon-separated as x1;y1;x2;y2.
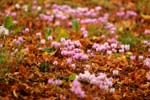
130;55;136;60
126;11;137;17
36;32;41;37
66;58;72;64
77;71;113;90
53;61;58;65
116;11;125;17
138;55;144;60
85;64;91;69
51;42;61;48
109;88;115;93
147;75;150;81
112;70;119;76
144;58;150;68
70;80;85;98
48;36;53;41
71;64;76;69
95;6;102;11
54;21;60;26
24;28;30;32
48;79;62;86
144;29;150;35
13;37;24;45
40;39;46;44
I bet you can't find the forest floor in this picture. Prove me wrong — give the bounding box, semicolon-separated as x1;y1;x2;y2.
0;0;150;100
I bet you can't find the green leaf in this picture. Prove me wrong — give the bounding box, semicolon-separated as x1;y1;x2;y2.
72;18;79;32
68;73;77;81
39;62;49;72
56;32;69;41
54;27;70;41
4;16;15;30
118;31;141;46
41;47;55;52
45;27;52;40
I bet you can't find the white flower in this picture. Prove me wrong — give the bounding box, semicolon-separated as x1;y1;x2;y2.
15;3;20;9
0;26;9;35
37;6;42;11
22;5;28;12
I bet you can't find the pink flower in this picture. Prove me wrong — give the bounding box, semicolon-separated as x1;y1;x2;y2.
144;58;150;68
109;88;115;93
48;79;54;84
95;6;102;11
66;58;72;64
116;11;125;17
24;28;29;32
18;37;24;43
48;79;62;86
85;64;90;69
51;42;61;49
138;55;144;60
36;32;41;37
40;39;46;44
54;21;60;26
126;11;137;17
112;70;119;76
71;64;76;69
70;80;85;98
144;29;150;35
130;55;136;60
53;60;58;65
45;4;50;8
48;36;53;41
147;75;150;81
55;80;62;85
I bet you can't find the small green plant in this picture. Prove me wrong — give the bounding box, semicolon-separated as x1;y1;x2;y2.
54;27;70;41
118;31;141;47
4;16;15;30
0;47;8;64
0;66;10;77
40;47;57;55
68;73;77;81
45;27;52;40
39;62;50;72
72;18;79;32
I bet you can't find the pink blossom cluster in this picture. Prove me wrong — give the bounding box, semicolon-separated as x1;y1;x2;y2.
48;79;62;86
80;13;109;24
92;42;130;54
51;39;88;61
51;39;88;62
23;28;30;33
51;41;61;49
40;39;46;44
5;10;17;17
70;79;85;98
76;71;113;90
13;37;24;45
51;4;101;18
39;4;109;26
144;58;150;68
144;40;150;47
116;10;137;18
39;14;54;22
32;1;42;11
80;27;88;38
144;29;150;35
105;23;116;34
